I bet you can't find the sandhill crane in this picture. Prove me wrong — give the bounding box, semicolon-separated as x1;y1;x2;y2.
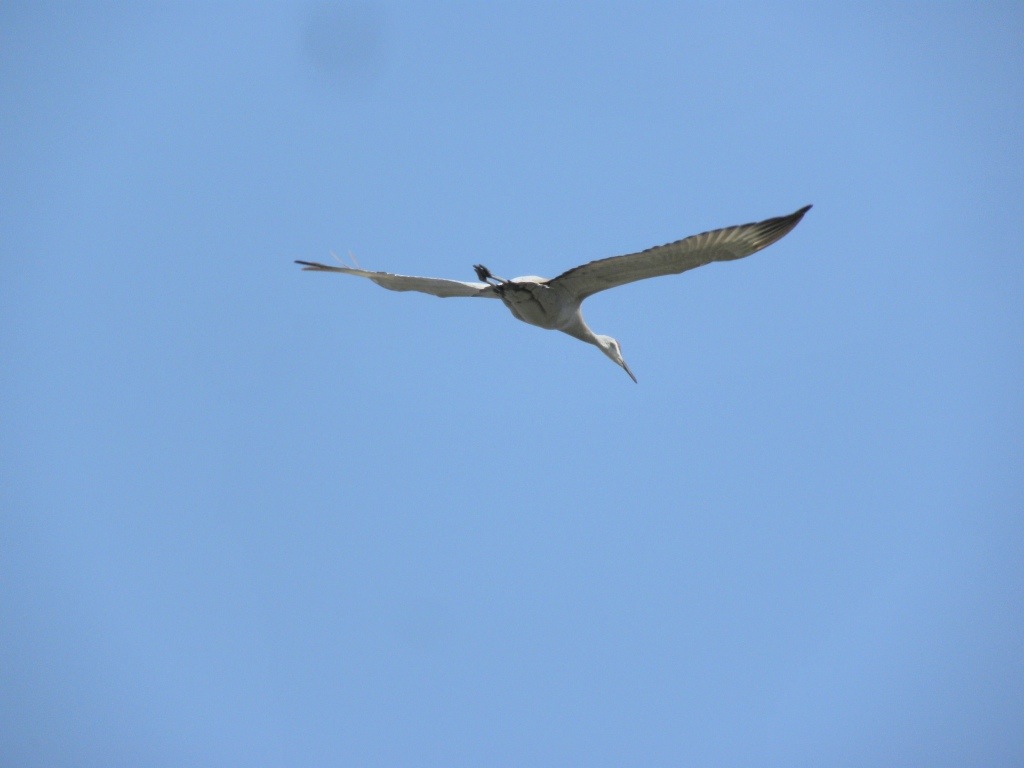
296;205;811;382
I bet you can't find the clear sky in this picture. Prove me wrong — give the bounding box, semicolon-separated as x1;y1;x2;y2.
2;3;1022;766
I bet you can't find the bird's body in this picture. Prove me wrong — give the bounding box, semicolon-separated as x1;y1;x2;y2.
482;276;577;331
297;205;811;382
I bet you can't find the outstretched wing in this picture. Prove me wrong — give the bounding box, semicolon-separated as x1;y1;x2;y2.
295;261;498;299
550;205;811;301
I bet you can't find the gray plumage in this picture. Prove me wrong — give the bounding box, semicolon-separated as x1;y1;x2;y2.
296;205;811;382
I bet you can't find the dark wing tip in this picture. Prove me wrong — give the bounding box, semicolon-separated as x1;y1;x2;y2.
716;204;810;258
753;204;813;247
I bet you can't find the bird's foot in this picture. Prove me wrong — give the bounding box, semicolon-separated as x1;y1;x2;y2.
473;264;506;285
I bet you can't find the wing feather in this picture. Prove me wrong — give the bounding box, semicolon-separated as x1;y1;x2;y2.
295;261;498;299
550;205;811;300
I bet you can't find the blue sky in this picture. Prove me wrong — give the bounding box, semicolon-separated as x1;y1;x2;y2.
2;3;1022;766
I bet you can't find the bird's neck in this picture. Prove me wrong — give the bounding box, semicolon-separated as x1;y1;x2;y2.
560;314;601;346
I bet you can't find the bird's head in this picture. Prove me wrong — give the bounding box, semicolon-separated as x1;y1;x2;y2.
595;335;637;383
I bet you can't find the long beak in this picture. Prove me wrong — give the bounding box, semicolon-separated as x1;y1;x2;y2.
620;359;638;383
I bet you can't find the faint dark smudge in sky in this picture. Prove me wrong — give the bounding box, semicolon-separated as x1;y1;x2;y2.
301;2;385;90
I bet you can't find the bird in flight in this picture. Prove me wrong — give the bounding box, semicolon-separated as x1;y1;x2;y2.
296;205;811;382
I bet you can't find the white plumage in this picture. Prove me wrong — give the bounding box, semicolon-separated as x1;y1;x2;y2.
297;205;811;382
